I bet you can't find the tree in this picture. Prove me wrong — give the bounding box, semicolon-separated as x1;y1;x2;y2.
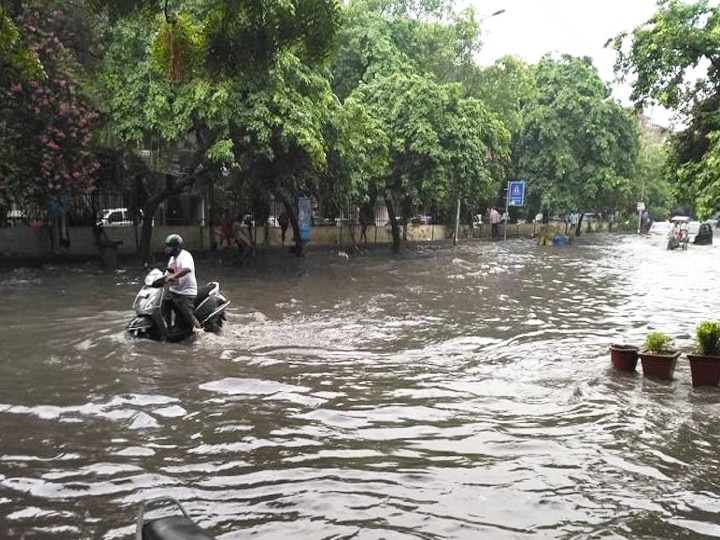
471;55;537;220
230;51;337;255
100;0;340;261
611;0;720;217
331;0;483;100
355;72;509;250
516;54;639;227
1;0;99;212
0;3;43;84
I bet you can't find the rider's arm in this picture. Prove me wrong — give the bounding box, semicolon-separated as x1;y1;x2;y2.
167;267;191;282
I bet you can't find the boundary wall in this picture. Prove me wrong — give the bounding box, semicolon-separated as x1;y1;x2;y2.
0;221;600;260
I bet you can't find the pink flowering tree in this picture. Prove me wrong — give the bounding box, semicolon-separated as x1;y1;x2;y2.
1;1;99;210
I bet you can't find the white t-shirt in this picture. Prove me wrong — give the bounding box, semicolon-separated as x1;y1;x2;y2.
167;249;197;297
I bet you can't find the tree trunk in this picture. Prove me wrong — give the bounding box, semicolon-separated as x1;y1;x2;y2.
385;197;400;252
138;192;164;264
137;172;204;263
278;198;304;257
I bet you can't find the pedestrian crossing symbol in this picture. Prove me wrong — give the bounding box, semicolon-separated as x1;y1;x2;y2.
508;180;525;207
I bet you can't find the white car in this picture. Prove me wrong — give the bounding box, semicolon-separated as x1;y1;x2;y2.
100;208;133;227
646;221;671;238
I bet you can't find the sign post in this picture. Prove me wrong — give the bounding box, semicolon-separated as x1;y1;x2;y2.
297;197;312;242
504;180;525;241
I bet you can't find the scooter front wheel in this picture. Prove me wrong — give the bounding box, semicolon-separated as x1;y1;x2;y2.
128;316;160;340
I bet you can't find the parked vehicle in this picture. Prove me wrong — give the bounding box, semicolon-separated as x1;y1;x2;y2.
100;207;132;227
127;267;230;342
4;208;29;227
646;221;671;239
687;221;714;245
409;215;432;224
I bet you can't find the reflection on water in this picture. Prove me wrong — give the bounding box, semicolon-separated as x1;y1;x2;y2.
1;235;720;539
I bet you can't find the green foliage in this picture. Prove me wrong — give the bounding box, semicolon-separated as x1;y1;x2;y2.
612;0;720;218
354;71;508;223
1;0;99;204
202;0;340;78
471;56;536;136
151;14;206;83
331;0;482;100
636;137;673;220
322;94;390;204
643;332;675;354
695;321;720;356
611;0;716;114
0;9;44;83
516;54;639;217
206;138;235;165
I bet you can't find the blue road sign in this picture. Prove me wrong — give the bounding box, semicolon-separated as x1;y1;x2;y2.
508;180;525;207
297;197;312;241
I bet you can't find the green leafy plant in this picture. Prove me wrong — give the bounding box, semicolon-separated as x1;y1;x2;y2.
695;321;720;356
643;332;675;354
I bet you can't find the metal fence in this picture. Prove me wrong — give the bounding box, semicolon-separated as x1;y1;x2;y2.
3;191;440;230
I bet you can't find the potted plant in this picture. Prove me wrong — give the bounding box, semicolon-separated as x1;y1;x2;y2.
638;332;681;380
609;343;639;371
687;321;720;387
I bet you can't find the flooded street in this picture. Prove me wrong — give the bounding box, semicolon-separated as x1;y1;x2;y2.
1;233;720;539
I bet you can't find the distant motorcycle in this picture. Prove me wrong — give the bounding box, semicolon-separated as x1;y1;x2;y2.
127;268;230;342
666;227;688;251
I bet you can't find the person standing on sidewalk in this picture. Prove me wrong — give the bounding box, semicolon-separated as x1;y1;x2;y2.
569;211;579;236
490;207;500;238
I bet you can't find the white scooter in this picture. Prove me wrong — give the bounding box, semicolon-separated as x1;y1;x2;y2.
127;268;230;341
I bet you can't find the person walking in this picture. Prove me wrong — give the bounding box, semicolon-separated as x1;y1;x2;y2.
607;211;615;233
278;211;290;245
232;214;246;251
359;207;372;244
164;234;202;332
569;211;579;236
490;206;501;238
217;212;233;248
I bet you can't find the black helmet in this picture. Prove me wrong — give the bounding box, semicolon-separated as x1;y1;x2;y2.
164;233;184;256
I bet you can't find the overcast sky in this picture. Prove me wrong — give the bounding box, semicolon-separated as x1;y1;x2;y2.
468;0;667;123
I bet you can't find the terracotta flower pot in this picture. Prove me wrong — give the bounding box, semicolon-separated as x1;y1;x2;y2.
638;350;681;380
609;344;639;371
687;353;720;387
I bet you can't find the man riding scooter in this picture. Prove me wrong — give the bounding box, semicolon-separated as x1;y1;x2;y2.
163;234;202;332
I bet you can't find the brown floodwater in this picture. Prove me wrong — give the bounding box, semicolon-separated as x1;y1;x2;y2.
1;233;720;539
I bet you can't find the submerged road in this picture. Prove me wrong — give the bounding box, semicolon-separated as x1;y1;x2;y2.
0;234;719;539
